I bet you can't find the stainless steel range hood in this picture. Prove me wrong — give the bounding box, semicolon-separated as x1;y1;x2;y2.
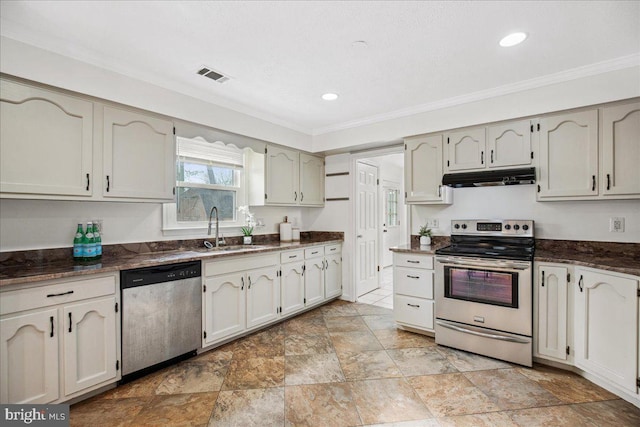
442;167;536;188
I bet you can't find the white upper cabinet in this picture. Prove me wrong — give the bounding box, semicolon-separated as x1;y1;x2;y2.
601;102;640;198
250;145;324;207
0;79;93;198
446;127;486;171
265;145;299;205
103;106;175;201
404;135;451;204
487;119;533;168
299;153;325;206
537;109;599;199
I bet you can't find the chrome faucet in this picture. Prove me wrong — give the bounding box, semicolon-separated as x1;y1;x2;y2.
207;206;221;247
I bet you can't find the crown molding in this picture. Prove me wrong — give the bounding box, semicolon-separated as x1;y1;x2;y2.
311;54;640;136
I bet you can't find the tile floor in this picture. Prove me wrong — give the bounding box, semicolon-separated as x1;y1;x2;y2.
357;266;394;309
71;299;640;426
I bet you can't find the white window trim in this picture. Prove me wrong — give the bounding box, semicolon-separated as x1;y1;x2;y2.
163;137;249;236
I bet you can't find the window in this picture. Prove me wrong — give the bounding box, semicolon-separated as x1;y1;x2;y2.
163;136;247;232
385;188;399;227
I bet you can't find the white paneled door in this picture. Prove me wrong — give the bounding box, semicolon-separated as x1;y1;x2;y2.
356;162;379;297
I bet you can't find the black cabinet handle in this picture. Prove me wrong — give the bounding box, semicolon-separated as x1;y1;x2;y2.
294;191;297;201
241;276;244;290
86;173;90;191
106;175;111;192
490;150;494;164
607;174;611;191
407;275;420;279
301;192;304;202
438;185;442;197
578;275;584;292
407;303;420;308
50;316;54;338
541;271;545;287
46;290;74;298
481;151;484;165
407;260;420;264
591;175;595;191
248;276;252;289
68;312;72;333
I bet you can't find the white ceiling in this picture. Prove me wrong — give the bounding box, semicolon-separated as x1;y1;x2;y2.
1;1;639;136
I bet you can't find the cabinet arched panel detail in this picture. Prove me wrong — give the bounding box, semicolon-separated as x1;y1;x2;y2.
246;267;279;328
602;102;640;197
203;274;246;345
487;119;532;168
446;127;486;171
0;309;59;404
265;146;299;204
1;79;93;197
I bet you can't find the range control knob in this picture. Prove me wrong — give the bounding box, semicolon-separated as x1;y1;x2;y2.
514;224;520;230
454;224;460;229
504;224;511;230
522;224;529;231
461;224;467;229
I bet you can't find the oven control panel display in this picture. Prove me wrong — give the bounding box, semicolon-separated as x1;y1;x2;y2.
477;222;502;232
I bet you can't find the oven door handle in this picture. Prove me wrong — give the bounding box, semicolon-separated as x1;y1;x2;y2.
436;256;530;271
436;320;531;344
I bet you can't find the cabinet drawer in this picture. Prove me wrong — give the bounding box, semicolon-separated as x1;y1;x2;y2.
205;254;279;276
1;275;116;315
281;250;304;264
394;267;433;299
325;244;342;255
394;295;434;330
305;246;324;259
394;253;433;269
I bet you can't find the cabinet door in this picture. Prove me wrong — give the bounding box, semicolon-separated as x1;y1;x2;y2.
446;127;486;171
536;266;568;361
325;254;342;299
602;102;640;197
299;153;325;206
487;120;532;168
103;106;175;201
63;297;117;396
203;274;246;345
538;110;598;199
246;267;280;328
0;79;93;197
305;257;325;306
265;146;299;205
0;309;59;404
281;262;305;316
574;269;638;393
405;135;444;202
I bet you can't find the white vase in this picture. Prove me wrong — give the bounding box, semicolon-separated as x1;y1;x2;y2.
419;236;431;245
243;236;252;245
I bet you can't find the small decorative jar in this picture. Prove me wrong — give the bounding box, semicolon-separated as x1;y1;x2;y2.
243;235;252;245
419;235;431;245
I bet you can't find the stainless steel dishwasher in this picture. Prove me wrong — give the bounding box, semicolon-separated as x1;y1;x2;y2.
120;260;202;383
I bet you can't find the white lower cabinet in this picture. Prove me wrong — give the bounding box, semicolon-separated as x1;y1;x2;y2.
202;244;342;349
203;273;246;346
0;274;119;404
246;266;280;328
534;263;572;362
574;267;639;395
1;309;59;404
393;252;435;332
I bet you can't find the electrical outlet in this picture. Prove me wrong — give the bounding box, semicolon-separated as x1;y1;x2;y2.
426;219;439;229
610;217;625;232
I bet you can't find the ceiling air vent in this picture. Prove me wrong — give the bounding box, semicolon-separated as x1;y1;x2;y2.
197;67;230;83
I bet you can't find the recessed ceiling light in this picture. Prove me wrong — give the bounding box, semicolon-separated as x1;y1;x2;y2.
322;93;339;101
352;40;368;49
499;32;527;47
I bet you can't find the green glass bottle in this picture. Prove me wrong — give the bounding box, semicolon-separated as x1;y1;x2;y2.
94;222;102;260
83;221;96;261
73;224;84;261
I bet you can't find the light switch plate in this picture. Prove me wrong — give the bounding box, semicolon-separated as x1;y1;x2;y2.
610;217;625;232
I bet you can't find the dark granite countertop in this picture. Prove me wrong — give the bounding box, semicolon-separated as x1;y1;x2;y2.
389;237;639;277
0;232;343;288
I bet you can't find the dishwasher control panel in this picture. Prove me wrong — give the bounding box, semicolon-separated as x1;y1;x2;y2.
121;260;202;289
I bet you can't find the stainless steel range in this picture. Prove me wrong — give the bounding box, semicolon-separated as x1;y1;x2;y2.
435;219;534;367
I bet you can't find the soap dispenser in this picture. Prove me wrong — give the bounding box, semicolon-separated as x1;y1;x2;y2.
280;216;292;242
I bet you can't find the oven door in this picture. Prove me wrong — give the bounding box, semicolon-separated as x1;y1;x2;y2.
435;256;532;336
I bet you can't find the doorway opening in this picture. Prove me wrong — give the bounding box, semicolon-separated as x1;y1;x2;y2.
353;151;406;309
